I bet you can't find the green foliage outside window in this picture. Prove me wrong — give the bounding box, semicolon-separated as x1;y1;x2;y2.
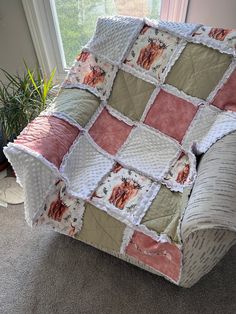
55;0;161;67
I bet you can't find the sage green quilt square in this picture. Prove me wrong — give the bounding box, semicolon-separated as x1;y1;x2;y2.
108;70;155;121
165;43;232;100
141;186;190;243
77;202;126;252
48;88;100;127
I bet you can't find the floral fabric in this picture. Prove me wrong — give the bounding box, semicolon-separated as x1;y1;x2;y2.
192;26;236;52
62;51;117;99
124;25;180;81
91;163;158;224
35;181;85;237
164;152;192;187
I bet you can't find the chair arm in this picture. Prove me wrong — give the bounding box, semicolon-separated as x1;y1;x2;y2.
181;131;236;241
180;229;236;287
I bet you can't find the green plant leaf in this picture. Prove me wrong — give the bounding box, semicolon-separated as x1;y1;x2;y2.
0;64;55;141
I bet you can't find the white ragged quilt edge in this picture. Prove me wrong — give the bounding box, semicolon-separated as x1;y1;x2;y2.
3;18;236;287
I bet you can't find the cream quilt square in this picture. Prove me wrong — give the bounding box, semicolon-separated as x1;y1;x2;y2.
117;126;180;180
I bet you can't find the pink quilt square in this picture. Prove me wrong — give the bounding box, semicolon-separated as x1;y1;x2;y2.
212;70;236;112
15;116;80;168
89;108;132;155
144;90;198;142
126;231;181;282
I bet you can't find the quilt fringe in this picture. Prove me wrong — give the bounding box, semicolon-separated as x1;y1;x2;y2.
4;18;236;284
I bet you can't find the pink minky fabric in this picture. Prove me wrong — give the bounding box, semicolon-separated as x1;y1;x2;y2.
213;70;236;112
145;89;198;142
15;116;80;168
126;230;181;282
89;108;132;155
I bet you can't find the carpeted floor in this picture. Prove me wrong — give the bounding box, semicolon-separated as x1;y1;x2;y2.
0;204;235;314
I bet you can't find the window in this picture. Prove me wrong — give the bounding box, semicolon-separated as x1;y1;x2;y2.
55;0;162;68
22;0;188;82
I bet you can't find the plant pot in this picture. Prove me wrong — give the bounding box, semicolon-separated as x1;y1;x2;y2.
0;129;8;171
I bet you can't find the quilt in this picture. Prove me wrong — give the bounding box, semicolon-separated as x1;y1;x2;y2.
4;17;236;285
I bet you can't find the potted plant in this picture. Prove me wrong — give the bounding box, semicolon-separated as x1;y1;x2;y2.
0;65;56;170
0;129;7;171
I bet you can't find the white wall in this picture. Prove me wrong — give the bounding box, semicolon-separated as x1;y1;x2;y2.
0;0;38;82
186;0;236;28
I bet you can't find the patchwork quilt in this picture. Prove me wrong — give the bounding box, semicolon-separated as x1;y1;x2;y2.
4;17;236;286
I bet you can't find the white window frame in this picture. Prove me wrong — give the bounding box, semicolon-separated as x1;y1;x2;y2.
160;0;189;23
22;0;67;81
22;0;189;82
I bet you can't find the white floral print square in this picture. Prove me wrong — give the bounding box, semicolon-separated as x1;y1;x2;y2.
62;51;117;100
91;163;160;225
124;25;180;81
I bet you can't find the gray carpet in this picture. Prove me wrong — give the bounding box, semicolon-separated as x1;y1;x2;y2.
0;204;235;314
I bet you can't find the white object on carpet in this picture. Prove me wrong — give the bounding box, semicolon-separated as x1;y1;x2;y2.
0;177;24;205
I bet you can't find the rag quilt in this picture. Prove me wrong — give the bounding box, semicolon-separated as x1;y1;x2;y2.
4;17;236;285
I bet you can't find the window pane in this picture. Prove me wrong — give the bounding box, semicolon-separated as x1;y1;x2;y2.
55;0;161;68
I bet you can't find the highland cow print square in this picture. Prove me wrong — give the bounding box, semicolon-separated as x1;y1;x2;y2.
192;26;236;51
91;163;158;224
144;90;198;142
124;25;180;81
62;51;117;99
35;180;85;238
89;108;133;155
164;152;192;187
212;69;236;112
